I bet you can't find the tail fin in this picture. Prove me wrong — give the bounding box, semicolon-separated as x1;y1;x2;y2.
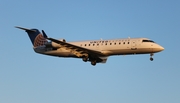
16;26;48;47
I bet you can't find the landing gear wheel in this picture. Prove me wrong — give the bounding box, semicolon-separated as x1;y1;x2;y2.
150;57;153;61
150;53;154;61
82;57;88;62
91;60;96;66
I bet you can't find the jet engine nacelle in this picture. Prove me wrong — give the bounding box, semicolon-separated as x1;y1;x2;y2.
59;39;66;42
45;39;66;48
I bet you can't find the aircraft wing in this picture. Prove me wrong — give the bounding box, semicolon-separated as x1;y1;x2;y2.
47;37;106;62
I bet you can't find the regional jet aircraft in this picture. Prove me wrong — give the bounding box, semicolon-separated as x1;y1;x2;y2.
16;26;164;66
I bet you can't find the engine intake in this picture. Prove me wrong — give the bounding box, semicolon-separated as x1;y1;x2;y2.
45;39;66;48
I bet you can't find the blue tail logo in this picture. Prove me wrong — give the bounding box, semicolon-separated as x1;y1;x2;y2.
33;32;48;47
16;27;48;47
26;29;48;47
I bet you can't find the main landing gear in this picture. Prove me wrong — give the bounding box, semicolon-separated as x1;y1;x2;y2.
82;56;97;66
150;53;154;61
82;57;88;62
91;60;97;66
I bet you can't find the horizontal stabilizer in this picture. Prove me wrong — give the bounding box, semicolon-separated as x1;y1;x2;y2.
15;26;36;32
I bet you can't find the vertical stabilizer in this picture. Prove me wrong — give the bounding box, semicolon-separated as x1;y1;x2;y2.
16;26;48;47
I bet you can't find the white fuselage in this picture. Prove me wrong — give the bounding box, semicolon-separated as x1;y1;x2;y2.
16;26;164;65
34;38;164;58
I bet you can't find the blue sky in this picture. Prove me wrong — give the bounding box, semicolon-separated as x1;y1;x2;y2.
0;0;180;103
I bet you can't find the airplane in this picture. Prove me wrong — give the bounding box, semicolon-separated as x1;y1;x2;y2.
16;26;164;66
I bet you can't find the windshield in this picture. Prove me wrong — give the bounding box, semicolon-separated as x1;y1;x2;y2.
142;40;155;43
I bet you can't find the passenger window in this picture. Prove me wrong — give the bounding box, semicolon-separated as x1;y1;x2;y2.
89;44;90;46
85;44;86;46
114;43;116;45
123;42;125;44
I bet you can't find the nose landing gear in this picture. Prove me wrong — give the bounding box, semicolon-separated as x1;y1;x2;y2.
150;57;153;61
150;53;154;61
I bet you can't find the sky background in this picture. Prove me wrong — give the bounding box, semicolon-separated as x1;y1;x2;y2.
0;0;180;103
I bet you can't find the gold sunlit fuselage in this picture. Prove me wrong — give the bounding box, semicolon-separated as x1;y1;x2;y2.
35;38;164;58
16;26;164;66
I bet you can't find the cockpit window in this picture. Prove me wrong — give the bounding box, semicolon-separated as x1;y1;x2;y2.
142;40;155;43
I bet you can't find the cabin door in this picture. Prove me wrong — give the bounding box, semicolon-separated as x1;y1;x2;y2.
131;40;137;50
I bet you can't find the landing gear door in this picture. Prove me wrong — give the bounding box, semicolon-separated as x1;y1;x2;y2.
131;39;137;50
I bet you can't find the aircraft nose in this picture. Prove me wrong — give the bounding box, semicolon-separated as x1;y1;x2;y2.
159;45;164;51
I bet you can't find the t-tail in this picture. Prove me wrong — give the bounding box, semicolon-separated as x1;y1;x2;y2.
16;26;48;47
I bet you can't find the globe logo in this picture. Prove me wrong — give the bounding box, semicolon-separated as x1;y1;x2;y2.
33;34;48;47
